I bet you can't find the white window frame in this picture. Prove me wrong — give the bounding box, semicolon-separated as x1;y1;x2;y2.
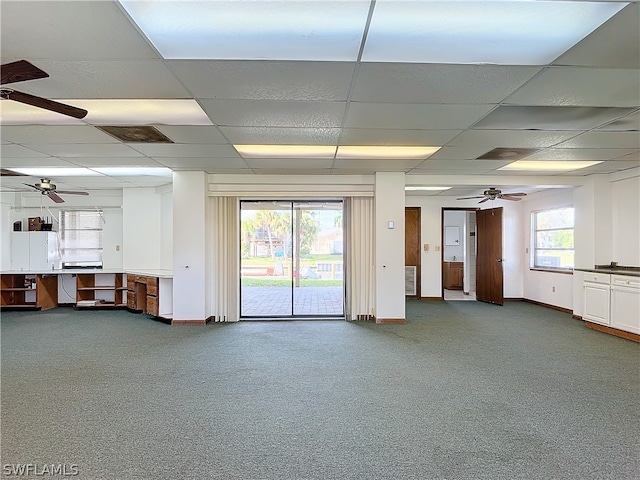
59;210;104;268
531;206;575;272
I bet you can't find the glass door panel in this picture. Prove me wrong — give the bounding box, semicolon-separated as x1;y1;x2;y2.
240;200;344;318
240;201;292;317
292;202;344;316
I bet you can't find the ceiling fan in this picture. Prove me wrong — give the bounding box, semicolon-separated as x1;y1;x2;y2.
24;179;89;204
1;59;87;119
457;187;527;203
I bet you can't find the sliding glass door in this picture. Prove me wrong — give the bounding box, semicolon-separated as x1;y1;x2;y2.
240;200;344;319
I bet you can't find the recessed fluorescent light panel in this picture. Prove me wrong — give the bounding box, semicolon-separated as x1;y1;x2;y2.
363;0;627;65
405;186;452;191
7;168;102;176
234;145;337;158
118;0;370;61
0;100;212;126
337;146;440;159
499;161;602;171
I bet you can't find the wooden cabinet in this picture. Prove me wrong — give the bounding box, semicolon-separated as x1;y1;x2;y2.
1;274;58;311
443;262;464;290
128;275;160;316
76;273;127;308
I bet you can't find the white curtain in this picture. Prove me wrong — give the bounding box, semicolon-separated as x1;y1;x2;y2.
211;196;239;322
344;197;375;321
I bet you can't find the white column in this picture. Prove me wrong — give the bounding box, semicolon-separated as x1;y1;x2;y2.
374;172;406;323
173;171;208;324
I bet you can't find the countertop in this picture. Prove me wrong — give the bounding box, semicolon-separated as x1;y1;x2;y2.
575;266;640;277
1;268;173;278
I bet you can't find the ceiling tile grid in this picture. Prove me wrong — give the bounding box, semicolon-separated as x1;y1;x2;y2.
0;0;638;193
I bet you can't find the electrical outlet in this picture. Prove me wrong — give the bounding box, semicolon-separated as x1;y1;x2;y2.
435;245;440;252
116;245;120;251
424;244;429;251
552;286;556;293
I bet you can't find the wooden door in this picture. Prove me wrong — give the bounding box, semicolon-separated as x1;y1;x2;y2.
405;208;421;298
476;207;504;305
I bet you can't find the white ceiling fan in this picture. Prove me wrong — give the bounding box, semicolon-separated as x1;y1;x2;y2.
457;187;527;203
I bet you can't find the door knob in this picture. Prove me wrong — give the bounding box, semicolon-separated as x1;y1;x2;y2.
497;258;503;262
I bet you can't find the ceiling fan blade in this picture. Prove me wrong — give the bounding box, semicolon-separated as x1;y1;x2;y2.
500;196;523;201
1;60;49;85
47;192;65;203
504;192;527;196
5;90;88;119
456;196;484;200
23;183;43;192
56;190;89;196
479;197;490;203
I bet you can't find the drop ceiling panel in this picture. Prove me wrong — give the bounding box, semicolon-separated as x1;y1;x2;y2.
413;159;513;172
244;158;334;169
504;67;640;107
1;145;51;158
71;157;167;168
155;126;229;144
15;61;192;99
340;129;461;146
472;106;636;130
332;159;424;171
612;152;640;161
352;64;540;104
26;144;145;158
559;161;640;175
0;126;117;144
345;104;494;130
200;100;347;128
219;127;341;145
252;169;334;175
449;130;578;148
0;158;78;168
596;111;640;131
553;4;640;68
129;144;239;158
524;148;638;161
0;1;159;61
154;158;250;169
556;131;640;149
169;60;356;101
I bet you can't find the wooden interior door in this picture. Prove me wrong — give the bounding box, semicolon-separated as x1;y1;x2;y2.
476;207;504;305
405;207;421;298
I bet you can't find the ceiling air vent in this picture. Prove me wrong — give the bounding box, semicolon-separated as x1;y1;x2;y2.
96;126;174;143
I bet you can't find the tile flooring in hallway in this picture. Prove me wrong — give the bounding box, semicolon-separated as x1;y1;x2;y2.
241;286;344;318
444;289;477;301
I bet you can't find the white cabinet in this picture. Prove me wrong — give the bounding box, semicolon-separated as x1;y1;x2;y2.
610;275;640;334
583;273;611;325
11;232;60;271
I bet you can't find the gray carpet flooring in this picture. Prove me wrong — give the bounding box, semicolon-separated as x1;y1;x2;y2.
1;300;639;480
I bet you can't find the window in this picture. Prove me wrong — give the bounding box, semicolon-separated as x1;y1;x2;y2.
60;210;103;268
531;206;574;271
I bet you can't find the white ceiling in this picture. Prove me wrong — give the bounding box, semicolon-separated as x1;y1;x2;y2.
0;0;638;199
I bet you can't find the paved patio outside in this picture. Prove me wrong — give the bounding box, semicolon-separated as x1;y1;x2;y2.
241;285;344;318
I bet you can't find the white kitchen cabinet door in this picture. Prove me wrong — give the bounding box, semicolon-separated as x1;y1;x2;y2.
583;282;611;325
610;276;640;334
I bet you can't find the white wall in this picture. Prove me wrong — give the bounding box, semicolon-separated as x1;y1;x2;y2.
173;171;208;322
374;172;406;321
521;188;575;310
406;196;524;299
612;174;640;266
443;210;465;261
160;186;173;270
122;188;162;270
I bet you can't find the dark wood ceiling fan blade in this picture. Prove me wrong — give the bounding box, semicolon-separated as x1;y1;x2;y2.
479;197;490;203
23;183;43;192
504;192;527;196
6;90;87;119
47;192;65;203
456;196;484;200
56;190;89;196
1;60;49;85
